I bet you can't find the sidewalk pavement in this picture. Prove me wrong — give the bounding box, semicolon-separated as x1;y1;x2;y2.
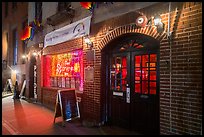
2;96;139;135
2;91;13;98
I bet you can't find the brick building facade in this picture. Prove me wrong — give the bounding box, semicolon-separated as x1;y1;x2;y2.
2;2;28;92
28;2;202;135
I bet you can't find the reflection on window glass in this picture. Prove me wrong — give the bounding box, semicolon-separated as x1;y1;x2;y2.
135;56;141;67
135;83;140;93
122;80;126;91
142;55;148;67
142;81;148;94
122;57;127;67
116;71;121;91
150;71;156;80
142;68;148;80
150;54;156;62
111;57;115;68
54;77;57;87
62;77;65;88
122;68;127;79
110;56;127;92
150;82;156;94
135;54;157;95
65;77;71;88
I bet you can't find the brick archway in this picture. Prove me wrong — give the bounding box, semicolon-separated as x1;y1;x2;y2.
98;24;166;50
98;24;164;128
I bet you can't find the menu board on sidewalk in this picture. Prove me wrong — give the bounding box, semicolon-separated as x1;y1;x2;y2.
54;89;80;126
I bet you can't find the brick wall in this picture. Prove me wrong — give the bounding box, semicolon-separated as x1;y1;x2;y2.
88;2;202;134
158;2;202;135
38;2;202;134
2;2;28;88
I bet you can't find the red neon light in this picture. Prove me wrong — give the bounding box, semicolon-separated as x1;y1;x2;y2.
43;55;51;87
43;50;83;89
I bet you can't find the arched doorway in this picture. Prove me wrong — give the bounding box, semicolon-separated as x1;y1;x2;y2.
101;33;160;134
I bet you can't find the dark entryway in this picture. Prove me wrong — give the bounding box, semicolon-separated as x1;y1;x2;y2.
101;33;160;135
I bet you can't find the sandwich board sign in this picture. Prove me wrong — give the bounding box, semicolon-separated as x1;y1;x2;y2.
54;89;80;126
19;80;26;98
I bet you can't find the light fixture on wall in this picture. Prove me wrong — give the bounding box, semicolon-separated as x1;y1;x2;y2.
22;54;28;59
12;69;17;74
32;51;38;56
84;36;93;49
22;54;29;63
153;15;164;33
135;14;164;33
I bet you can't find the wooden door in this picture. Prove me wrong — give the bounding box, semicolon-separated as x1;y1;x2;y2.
105;33;160;134
130;51;159;135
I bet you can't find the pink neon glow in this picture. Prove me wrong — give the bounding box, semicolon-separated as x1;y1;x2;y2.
43;50;83;90
43;55;51;87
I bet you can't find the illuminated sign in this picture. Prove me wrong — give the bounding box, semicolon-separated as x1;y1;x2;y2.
44;16;91;48
43;50;84;91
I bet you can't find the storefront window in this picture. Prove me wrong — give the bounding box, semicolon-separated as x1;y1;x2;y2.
43;49;83;91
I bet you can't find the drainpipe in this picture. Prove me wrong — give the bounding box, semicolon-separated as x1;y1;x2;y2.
167;2;172;133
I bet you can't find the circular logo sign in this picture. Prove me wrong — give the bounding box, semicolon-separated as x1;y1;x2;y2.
136;15;148;27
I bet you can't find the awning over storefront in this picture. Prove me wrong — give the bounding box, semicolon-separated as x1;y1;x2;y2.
44;16;92;48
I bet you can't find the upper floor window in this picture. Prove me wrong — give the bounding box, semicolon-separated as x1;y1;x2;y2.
58;2;71;12
5;2;8;18
35;2;42;23
12;28;18;65
22;19;27;64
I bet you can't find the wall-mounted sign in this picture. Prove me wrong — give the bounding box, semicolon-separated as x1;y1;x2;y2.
126;87;130;103
34;65;37;99
136;15;148;27
84;66;94;82
113;91;123;96
44;16;92;48
86;50;95;62
54;89;80;126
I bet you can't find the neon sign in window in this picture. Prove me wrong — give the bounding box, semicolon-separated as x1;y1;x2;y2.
43;50;83;91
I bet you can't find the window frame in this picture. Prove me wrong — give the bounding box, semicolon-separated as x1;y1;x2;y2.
12;28;18;65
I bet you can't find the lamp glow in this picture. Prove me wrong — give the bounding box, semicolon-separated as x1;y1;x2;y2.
84;37;91;45
153;15;164;33
33;52;37;56
22;55;27;59
154;15;162;26
84;36;93;48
